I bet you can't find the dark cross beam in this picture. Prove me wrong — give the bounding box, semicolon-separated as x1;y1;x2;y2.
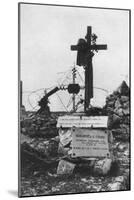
71;26;107;113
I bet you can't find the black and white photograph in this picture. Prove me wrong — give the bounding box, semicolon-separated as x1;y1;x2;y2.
19;3;130;197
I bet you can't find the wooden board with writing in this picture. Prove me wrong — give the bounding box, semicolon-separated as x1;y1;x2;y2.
72;128;109;157
57;115;108;128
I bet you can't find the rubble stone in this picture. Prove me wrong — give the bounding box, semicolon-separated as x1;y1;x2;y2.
114;99;122;109
123;101;129;109
115;108;124;117
112;114;120;126
117;143;128;152
107;100;115;107
120;96;129;103
57;160;76;175
105;81;129;131
93;158;112;175
114;176;125;183
122;107;129;116
58;142;70;156
59;129;72;147
115;81;129;96
107;182;123;191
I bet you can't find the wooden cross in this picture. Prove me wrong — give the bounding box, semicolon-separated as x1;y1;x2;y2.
71;26;107;113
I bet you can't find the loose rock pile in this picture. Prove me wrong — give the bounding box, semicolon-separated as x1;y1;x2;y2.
21;111;60;164
103;81;130;190
104;81;130;141
21;113;58;138
21;136;59;163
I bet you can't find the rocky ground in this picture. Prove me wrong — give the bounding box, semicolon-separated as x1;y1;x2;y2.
20;81;130;197
20;137;130;196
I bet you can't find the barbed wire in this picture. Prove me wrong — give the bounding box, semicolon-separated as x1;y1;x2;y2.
22;65;109;111
56;93;68;112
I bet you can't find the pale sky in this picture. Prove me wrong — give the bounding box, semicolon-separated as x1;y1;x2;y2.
20;3;129;111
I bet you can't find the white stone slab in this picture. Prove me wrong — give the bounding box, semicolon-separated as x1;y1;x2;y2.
57;115;108;128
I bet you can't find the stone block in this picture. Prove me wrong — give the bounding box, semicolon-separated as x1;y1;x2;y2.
94;158;112;175
57;159;76;175
114;176;125;183
107;182;122;191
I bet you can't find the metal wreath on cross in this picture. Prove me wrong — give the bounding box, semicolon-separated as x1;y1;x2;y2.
75;38;95;67
76;38;88;66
